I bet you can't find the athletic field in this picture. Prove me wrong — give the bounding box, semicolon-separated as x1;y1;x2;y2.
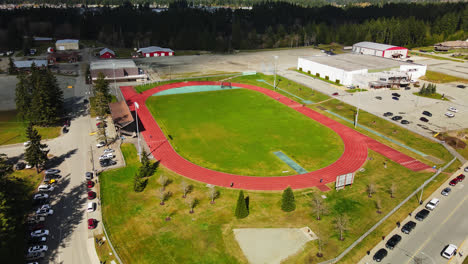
146;89;344;176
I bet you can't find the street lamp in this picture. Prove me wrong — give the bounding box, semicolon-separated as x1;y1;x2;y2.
273;56;278;89
112;62;117;98
355;87;361;128
134;102;142;162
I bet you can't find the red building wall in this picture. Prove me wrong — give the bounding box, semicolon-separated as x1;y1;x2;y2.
100;52;116;59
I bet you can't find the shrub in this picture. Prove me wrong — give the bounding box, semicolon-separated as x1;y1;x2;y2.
325;76;329;80
235;190;249;218
316;73;320;77
336;79;340;84
281;187;296;212
299;67;303;71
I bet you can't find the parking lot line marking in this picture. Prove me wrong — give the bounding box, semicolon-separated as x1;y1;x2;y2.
405;195;468;264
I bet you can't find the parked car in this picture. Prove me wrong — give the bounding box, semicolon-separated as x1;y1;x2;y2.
425;198;440;210
103;148;115;153
442;244;458;259
85;172;93;180
465;166;468;172
401;221;416;234
27;216;46;225
25;252;45;261
415;209;430;221
28;223;45;231
401;120;410;125
392;96;399;101
385;234;402;250
88;218;97;229
420;117;429;122
391;93;401;97
375;96;382;100
45;169;60;175
100;159;117;167
383;112;393;117
87;202;96;212
457;174;465;182
88;191;96;200
422;111;432;117
33;194;49;200
456;84;466;89
38;185;54;192
445;112;455;118
15;162;26;170
448;107;458;113
36;208;53;217
332;92;339;96
96;142;106;148
373;248;388;262
30;229;49;237
449;178;458;186
441;187;451;196
24;141;31;147
99;153;114;161
392;116;403;121
28;236;46;244
87;181;94;188
28;245;48;253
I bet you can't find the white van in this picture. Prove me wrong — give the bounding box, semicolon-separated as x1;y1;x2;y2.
87;202;96;212
442;244;457;259
38;185;54;192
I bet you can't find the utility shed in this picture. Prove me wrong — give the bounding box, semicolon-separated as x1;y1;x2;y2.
352;41;408;58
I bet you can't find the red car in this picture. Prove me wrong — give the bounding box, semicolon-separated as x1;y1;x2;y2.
88;218;97;229
332;92;339;96
88;191;96;200
457;174;465;182
87;181;94;188
449;178;458;186
28;223;45;231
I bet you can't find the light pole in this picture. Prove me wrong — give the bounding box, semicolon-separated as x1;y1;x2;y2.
355;87;361;128
112;63;117;98
134;102;142;162
273;55;278;89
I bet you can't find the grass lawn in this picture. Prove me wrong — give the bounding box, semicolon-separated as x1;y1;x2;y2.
409;51;465;63
0;110;61;146
420;70;468;83
147;89;344;176
101;144;442;264
412;92;449;101
346;88;368;93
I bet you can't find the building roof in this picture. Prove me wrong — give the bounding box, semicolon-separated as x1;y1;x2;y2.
90;59;137;71
300;54;416;72
13;60;48;68
137;46;174;54
353;41;404;51
99;48;115;56
56;39;79;44
435;40;468;48
109;101;134;128
33;37;53;41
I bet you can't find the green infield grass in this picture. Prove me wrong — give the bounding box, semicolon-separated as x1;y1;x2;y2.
146;89;344;176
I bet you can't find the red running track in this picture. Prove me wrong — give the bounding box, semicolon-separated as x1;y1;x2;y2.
121;81;431;191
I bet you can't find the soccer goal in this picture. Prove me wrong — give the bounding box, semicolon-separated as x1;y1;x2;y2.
221;82;232;89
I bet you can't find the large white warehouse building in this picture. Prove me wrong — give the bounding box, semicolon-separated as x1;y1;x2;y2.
297;54;426;87
352;41;408;58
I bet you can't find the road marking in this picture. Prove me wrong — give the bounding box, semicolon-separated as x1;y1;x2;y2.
405;194;468;264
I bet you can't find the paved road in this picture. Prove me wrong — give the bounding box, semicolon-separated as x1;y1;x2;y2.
360;163;468;264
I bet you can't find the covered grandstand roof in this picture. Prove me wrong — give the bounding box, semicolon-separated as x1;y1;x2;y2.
353;41;400;51
109;101;134;128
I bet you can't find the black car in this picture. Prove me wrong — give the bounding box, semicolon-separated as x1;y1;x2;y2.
15;162;26;170
32;199;49;206
401;221;416;234
373;248;388;262
422;111;432;117
375;96;382;100
401;120;410;125
385;234;402;250
415;209;430;221
100;160;117;167
457;84;466;89
420;117;429;122
62;126;69;133
392;96;399;101
28;236;47;244
392;116;403;121
383;112;393;117
391;93;401;97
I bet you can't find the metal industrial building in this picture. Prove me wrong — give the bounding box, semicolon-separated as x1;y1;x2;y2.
137;46;174;57
55;39;79;50
90;59;146;82
13;60;48;70
352;41;408;58
297;54;426;88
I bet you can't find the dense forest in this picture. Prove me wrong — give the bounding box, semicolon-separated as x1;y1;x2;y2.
0;1;466;52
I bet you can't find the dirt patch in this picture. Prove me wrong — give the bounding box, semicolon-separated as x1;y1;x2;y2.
437;134;467;150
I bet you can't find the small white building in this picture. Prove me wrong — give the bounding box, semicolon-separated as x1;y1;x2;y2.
352;41;408;59
297;54;426;88
55;39;79;50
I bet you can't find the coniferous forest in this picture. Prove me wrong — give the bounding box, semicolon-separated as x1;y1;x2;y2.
0;1;466;52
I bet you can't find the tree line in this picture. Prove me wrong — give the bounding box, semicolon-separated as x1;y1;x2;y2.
0;1;466;52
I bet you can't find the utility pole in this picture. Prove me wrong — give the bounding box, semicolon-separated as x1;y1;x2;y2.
273;55;278;89
134;102;141;162
355;87;361;128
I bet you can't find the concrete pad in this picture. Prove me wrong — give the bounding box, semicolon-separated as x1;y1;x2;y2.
233;228;315;264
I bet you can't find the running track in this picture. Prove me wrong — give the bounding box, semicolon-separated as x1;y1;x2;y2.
121;81;431;191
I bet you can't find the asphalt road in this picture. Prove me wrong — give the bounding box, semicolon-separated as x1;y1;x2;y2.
360;164;468;264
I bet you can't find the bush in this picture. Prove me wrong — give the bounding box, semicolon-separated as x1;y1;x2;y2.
307;70;311;74
316;73;320;77
281;187;296;212
325;76;329;80
299;67;303;71
336;79;340;84
235;190;249;218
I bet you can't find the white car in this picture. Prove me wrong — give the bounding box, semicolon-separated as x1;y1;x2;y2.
24;141;31;147
30;229;49;237
36;208;53;216
28;245;48;253
38;185;54;192
37;204;51;210
442;244;458;259
448;107;458;113
425;198;439;210
103;148;115;153
96;142;106;148
87;202;96;212
464;166;468;172
99;153;114;160
445;112;455;118
26;163;33;169
33;193;49;200
45;169;60;175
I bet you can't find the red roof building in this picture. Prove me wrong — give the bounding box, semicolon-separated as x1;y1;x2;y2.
137;46;174;57
352;42;408;58
99;48;116;59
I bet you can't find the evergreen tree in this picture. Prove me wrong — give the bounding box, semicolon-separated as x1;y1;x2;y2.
235;190;249;219
15;74;32;121
7;58;17;75
419;83;426;95
133;150;156;192
24;123;49;172
281;186;296;212
0;154;12;178
94;73;112;118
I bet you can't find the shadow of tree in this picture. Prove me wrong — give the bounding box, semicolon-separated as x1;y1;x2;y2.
47;149;78;168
